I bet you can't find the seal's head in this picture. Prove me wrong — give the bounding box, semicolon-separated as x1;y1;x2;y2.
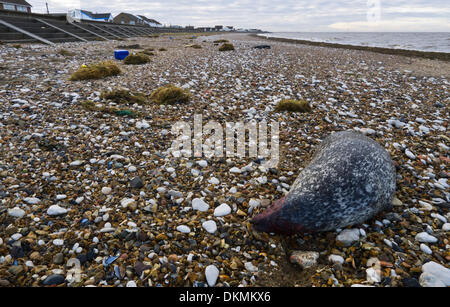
251;196;306;235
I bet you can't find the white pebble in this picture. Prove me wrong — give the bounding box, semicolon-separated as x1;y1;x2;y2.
415;232;438;243
202;220;217;234
192;198;209;212
205;265;219;287
214;204;231;217
176;225;191;233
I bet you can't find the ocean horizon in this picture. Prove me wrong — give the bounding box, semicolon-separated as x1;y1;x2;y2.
260;32;450;53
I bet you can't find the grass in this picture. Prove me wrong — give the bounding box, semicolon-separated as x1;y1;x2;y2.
275;99;312;113
101;89;147;105
188;44;202;49
80;100;138;117
116;44;142;49
213;39;229;43
150;84;190;105
159;48;167;52
123;53;151;65
58;49;75;56
12;44;22;49
69;61;121;81
218;43;235;51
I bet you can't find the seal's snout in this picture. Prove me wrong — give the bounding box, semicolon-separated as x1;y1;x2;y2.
251;196;287;233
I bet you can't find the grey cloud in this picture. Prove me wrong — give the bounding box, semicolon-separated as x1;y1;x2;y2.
28;0;449;31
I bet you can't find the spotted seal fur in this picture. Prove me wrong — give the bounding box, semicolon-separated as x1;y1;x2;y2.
252;131;397;234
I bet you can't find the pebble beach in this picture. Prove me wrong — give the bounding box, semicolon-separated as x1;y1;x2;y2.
0;33;449;287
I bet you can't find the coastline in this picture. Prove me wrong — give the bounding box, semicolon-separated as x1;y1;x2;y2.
0;34;448;287
252;34;450;62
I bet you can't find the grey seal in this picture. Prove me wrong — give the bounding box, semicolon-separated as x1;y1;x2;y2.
252;131;396;234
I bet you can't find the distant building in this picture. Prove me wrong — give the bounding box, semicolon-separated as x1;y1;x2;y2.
0;0;32;13
113;13;145;25
196;27;213;32
137;15;162;27
68;9;113;22
224;26;234;32
215;25;223;31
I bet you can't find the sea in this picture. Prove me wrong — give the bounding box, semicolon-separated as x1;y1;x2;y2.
259;32;450;53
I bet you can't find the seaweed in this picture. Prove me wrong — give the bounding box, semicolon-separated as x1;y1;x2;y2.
150;84;191;105
275;99;312;113
100;89;147;105
123;53;151;65
69;61;121;81
218;43;235;51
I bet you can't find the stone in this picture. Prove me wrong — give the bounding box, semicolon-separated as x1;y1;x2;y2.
43;274;65;286
420;261;450;287
202;220;217;234
336;229;360;246
328;254;345;265
252;131;396;234
415;232;438;243
47;205;68;216
120;198;136;208
130;176;144;189
101;187;112;195
290;251;319;269
244;262;258;272
23;197;40;205
205;265;219;287
214;204;231;217
8;207;25;218
192;198;209;212
420;244;433;255
53;253;64;264
176;225;191;233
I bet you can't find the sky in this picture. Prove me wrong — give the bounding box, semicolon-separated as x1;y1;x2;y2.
27;0;450;32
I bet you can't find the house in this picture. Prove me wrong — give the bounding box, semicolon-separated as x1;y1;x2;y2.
68;9;113;22
0;0;32;13
113;13;145;25
137;15;162;27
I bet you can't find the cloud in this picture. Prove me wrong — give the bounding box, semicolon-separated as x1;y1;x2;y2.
27;0;450;31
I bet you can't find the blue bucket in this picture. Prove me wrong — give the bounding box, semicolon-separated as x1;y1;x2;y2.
114;50;130;61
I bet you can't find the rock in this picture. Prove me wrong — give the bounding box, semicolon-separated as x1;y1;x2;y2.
415;232;438;243
202;220;217;234
101;187;112;195
244;262;258;272
366;267;381;283
197;160;208;168
176;225;191;233
420;244;433;255
8;265;24;275
328;255;345;265
47;205;68;216
214;204;231;217
289;251;319;269
8;207;25;218
53;253;64;264
120;198;136;208
42;274;65;286
420;262;450;287
130;176;144;189
11;233;22;241
336;229;360;246
53;239;64;246
442;223;450;231
192;198;209;212
205;265;219;287
252;131;396;234
126;281;137;287
56;194;67;200
23;197;40;205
